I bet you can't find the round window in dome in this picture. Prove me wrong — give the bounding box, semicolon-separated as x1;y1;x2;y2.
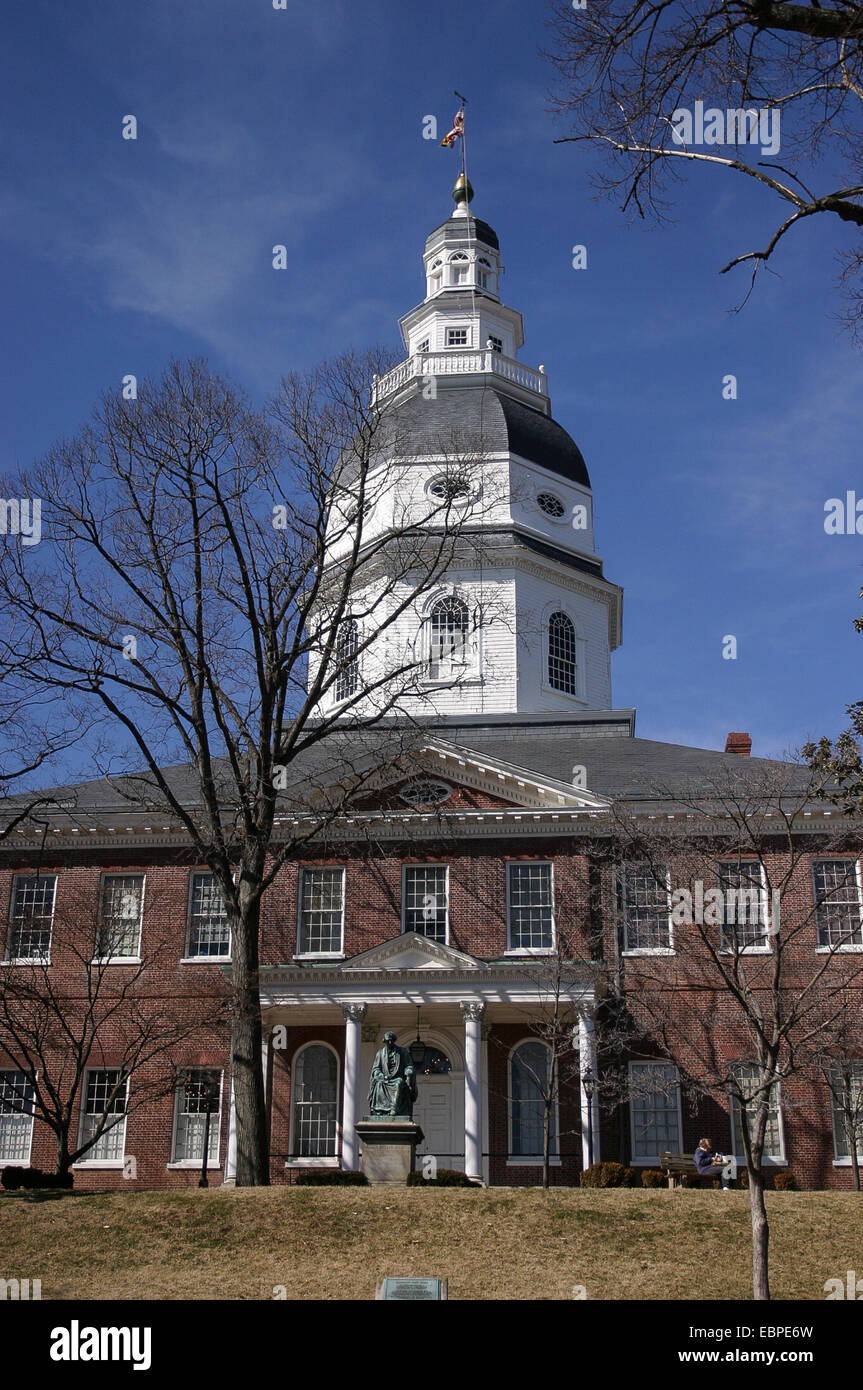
428;476;470;504
537;491;565;519
399;779;453;808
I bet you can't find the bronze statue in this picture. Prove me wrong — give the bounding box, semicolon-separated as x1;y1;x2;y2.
368;1031;418;1119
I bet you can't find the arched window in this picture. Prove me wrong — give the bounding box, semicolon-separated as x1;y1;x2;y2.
292;1044;339;1157
448;252;470;285
509;1041;558;1158
334;619;359;703
428;596;470;681
477;257;494;291
428;259;443;294
548;611;577;695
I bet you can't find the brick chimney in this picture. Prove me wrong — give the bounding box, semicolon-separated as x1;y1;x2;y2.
725;731;752;757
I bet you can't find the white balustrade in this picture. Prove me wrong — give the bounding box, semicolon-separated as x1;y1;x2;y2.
372;351;549;404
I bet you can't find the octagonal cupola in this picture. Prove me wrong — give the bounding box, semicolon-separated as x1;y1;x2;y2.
399;175;525;364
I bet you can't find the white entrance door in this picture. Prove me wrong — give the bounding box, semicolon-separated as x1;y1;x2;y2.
414;1077;454;1167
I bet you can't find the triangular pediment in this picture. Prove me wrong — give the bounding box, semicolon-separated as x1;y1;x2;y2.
305;737;610;815
340;932;481;972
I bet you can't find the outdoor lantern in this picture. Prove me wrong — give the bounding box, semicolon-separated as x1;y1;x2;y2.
409;1007;426;1067
582;1067;596;1170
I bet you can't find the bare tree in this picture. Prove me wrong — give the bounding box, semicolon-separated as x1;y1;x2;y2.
504;929;590;1189
609;755;863;1299
0;354;507;1185
546;1;863;327
816;993;863;1190
0;627;85;843
0;876;229;1180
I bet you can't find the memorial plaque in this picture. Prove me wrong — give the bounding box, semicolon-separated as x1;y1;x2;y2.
376;1276;447;1301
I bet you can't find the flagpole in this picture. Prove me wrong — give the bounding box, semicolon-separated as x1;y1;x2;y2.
452;89;485;712
454;89;468;189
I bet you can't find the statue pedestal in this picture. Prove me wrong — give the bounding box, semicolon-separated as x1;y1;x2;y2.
355;1120;424;1186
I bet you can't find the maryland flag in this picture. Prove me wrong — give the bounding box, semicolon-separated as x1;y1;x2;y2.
441;109;464;148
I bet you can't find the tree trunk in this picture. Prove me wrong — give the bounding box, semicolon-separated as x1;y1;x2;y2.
748;1166;771;1300
232;892;269;1186
851;1139;860;1193
55;1131;72;1180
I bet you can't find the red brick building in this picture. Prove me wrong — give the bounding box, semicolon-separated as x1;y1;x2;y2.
2;715;861;1191
2;180;860;1191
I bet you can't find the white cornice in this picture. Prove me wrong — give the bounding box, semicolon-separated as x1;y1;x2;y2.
2;805;856;851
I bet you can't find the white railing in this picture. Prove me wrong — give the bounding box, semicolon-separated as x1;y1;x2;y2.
372;350;549;404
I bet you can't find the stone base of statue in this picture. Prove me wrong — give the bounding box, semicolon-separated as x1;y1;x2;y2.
355;1119;425;1186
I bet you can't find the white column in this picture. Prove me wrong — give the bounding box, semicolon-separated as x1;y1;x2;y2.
222;1076;237;1186
461;1000;486;1182
341;1003;367;1171
578;1011;599;1171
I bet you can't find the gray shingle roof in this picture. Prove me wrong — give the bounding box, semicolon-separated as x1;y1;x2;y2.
378;383;591;488
425;214;500;251
1;714;828;825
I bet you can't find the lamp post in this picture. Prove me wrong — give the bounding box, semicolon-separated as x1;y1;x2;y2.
582;1066;596;1170
185;1071;220;1189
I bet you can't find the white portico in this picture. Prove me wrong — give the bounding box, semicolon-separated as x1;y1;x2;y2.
252;933;598;1185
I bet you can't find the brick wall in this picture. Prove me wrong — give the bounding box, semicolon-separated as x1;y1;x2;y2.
2;834;862;1189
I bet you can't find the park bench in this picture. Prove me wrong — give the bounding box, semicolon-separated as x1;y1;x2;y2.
659;1151;722;1189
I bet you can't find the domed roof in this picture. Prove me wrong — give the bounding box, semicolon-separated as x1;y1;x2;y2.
424;214;500;253
376;384;590;488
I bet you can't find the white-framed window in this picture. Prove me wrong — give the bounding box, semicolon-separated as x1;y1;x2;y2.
428;260;443;294
333;618;359;703
728;1062;784;1161
417;337;430;354
488;332;502;352
507;861;554;952
427;475;470;505
509;1040;558;1160
718;860;770;952
399;779;452;808
448;252;470;285
445;327;469;347
813;859;863;949
0;1071;35;1164
171;1070;222;1164
620;864;672;953
185;872;230;959
629;1062;682;1162
7;874;57;961
96;874;144;959
297;867;344;956
478;259;495;292
829;1063;863;1161
402;864;449;942
547;611;577;695
79;1069;128;1162
427;595;471;682
291;1043;339;1158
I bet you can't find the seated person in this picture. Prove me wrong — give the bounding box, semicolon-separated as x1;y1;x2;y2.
693;1136;732;1189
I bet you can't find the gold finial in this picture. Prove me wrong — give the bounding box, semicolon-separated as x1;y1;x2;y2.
453;172;474;206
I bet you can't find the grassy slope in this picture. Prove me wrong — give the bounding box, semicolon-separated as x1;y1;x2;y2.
1;1187;858;1301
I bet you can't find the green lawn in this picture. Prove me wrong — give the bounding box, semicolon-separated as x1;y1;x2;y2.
1;1187;858;1300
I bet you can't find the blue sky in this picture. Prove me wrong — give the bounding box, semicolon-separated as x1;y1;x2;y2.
1;0;861;760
